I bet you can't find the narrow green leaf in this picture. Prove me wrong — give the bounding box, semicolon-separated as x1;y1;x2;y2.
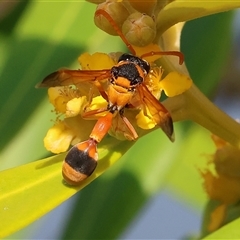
166;124;211;207
0;37;82;151
0;1;30;35
61;130;182;239
201;200;240;238
0;2;95;151
203;217;240;239
0;137;132;238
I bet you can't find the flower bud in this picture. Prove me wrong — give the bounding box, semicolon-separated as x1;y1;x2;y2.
94;1;129;36
122;12;156;47
128;0;157;15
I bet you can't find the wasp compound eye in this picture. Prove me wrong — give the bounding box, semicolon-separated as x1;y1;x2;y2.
111;66;119;78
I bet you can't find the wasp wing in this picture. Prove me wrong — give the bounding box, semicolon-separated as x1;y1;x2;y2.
36;69;112;88
136;83;174;142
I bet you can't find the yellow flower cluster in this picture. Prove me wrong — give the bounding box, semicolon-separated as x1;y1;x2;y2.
43;0;193;154
44;51;191;153
203;134;240;204
201;133;240;232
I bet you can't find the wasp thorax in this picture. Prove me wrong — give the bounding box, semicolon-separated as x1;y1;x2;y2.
111;61;145;88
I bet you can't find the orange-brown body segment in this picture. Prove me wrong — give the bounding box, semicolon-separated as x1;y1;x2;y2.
90;112;113;143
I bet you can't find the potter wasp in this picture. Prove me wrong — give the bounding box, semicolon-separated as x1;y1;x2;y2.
38;9;184;185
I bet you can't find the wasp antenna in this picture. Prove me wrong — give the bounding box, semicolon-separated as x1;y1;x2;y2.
140;51;184;65
95;9;136;55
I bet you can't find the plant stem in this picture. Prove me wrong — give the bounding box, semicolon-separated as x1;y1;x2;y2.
163;84;240;148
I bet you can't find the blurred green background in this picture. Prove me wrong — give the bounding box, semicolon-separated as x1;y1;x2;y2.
0;1;239;239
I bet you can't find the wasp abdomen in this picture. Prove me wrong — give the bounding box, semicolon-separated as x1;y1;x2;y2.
62;140;98;185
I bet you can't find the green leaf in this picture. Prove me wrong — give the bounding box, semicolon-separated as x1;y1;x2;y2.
0;1;30;35
0;137;132;238
0;37;81;152
166;124;210;207
0;1;126;237
61;130;182;239
200;200;240;238
203;217;240;239
0;2;91;153
181;11;234;95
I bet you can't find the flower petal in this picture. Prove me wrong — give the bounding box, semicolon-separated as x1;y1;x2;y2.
64;116;96;145
78;52;115;70
44;121;75;154
65;97;86;118
136;109;156;129
48;87;67;114
160;71;192;97
202;170;240;204
89;96;108;111
133;43;163;62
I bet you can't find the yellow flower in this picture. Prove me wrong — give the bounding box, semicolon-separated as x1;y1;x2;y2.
47;87;78;114
44;39;193;154
92;1;240;149
44;0;240;183
202;134;240;204
44;121;75;154
44;52;167;149
45;0;240;153
200;134;240;233
78;52;116;70
65;97;86;118
136;109;156;130
44;54;110;153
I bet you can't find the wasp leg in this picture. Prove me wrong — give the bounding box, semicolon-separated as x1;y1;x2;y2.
119;109;138;140
81;108;108;119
